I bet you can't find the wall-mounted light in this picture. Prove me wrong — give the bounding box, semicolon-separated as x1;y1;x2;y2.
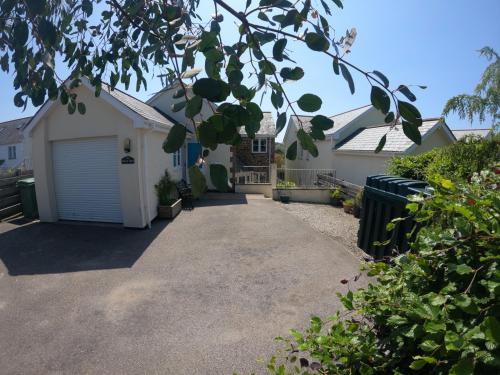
123;138;131;153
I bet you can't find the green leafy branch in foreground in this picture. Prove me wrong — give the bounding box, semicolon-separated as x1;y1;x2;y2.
266;170;500;374
1;0;428;189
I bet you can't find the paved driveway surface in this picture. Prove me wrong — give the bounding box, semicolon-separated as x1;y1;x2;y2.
0;194;364;375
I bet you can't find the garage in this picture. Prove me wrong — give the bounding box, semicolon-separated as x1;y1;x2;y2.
52;137;122;223
26;78;180;228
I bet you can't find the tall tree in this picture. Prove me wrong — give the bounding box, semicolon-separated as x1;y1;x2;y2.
0;0;426;185
443;47;499;129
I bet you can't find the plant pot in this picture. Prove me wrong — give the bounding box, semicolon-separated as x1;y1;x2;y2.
158;198;182;219
330;197;342;207
343;203;354;214
279;195;290;203
353;205;361;218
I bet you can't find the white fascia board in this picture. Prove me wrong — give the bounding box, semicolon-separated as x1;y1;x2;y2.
333;149;399;158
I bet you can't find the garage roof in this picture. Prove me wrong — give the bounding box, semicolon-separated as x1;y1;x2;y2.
101;83;174;127
452;128;491;140
335;119;454;153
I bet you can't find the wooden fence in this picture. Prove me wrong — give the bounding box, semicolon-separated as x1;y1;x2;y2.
317;174;362;197
0;171;33;220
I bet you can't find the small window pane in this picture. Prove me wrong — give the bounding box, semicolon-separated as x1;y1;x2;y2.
252;140;259;152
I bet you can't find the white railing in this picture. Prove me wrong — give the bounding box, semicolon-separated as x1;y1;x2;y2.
235;165;270;184
277;168;336;188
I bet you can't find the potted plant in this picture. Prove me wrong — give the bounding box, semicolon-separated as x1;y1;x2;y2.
277;180;295;203
353;190;364;218
343;198;354;214
155;171;182;219
329;188;343;207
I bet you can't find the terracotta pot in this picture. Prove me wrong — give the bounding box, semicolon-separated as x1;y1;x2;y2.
343;203;354;214
158;199;182;219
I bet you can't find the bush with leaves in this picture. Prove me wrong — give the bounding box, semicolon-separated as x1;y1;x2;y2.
266;170;500;374
387;134;500;182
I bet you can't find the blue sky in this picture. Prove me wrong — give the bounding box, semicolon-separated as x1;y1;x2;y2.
1;0;499;142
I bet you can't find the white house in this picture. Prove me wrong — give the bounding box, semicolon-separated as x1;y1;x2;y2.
22;78;275;228
283;106;456;186
0;116;32;170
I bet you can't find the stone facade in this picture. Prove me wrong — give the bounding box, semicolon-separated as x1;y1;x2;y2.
230;137;275;184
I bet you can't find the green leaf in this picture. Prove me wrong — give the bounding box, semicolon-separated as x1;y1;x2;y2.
305;32;330;52
332;0;343;8
172;88;185;99
198;121;218;150
193;78;230;102
280;67;304;81
38;19;57;46
13;21;29;46
181;68;202;78
67;100;76;115
185;95;202;118
297;129;318;157
13;92;25;108
310;115;334;131
402;121;422;145
77;102;86;115
455;264;474;275
332;57;340;75
276;112;287;135
286;141;297;160
340;64;355;94
375;134;386;153
188;165;207;198
259;60;276;75
372;70;389;87
297;94;322;112
210;164;229;192
171;100;186;113
26;0;46;15
163;123;186;153
409;359;427;370
482;316;500;344
398;100;422;126
420;340;440;352
398;85;417;102
370;86;390;114
384;112;395;123
273;38;287;61
449;358;474;375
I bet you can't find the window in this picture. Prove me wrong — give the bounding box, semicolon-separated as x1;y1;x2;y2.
8;145;16;160
173;149;181;168
252;138;267;153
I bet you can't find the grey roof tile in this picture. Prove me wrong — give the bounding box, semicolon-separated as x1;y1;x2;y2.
102;83;174;127
240;112;276;137
335;119;441;153
0;117;31;145
292;105;373;135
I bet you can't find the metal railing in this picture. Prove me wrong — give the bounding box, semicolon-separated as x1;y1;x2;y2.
277;168;336;188
235;165;270;184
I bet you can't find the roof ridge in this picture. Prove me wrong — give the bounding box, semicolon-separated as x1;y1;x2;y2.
101;82;150;105
329;104;372;118
0;116;33;125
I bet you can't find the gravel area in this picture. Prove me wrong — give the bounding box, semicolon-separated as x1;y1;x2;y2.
279;202;365;259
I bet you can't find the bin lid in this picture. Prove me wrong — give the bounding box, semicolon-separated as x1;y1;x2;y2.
17;177;35;186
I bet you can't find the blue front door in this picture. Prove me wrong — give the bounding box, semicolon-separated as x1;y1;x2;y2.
187;143;201;167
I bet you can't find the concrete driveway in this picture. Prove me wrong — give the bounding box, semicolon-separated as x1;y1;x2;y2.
0;194;364;375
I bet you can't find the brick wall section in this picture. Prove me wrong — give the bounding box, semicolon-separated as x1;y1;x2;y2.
232;137;275;167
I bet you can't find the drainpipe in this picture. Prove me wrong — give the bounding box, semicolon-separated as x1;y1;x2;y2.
142;128;152;229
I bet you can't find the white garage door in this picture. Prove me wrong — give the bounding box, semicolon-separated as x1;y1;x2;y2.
52;137;123;223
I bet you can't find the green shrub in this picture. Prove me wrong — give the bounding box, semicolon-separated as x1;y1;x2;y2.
277;180;297;189
155;171;177;205
387;135;500;182
329;188;343;199
267;170;500;374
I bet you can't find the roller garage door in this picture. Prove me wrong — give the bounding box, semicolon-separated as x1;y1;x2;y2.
52;137;123;223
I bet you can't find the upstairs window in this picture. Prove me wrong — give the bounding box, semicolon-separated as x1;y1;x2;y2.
8;145;16;160
252;138;267;153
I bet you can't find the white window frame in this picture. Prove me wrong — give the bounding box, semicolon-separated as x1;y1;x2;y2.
173;149;181;168
252;138;267;153
8;145;17;160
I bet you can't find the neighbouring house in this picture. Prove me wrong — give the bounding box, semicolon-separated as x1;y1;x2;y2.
0;116;32;170
25;78;275;228
283;106;456;186
451;128;493;140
